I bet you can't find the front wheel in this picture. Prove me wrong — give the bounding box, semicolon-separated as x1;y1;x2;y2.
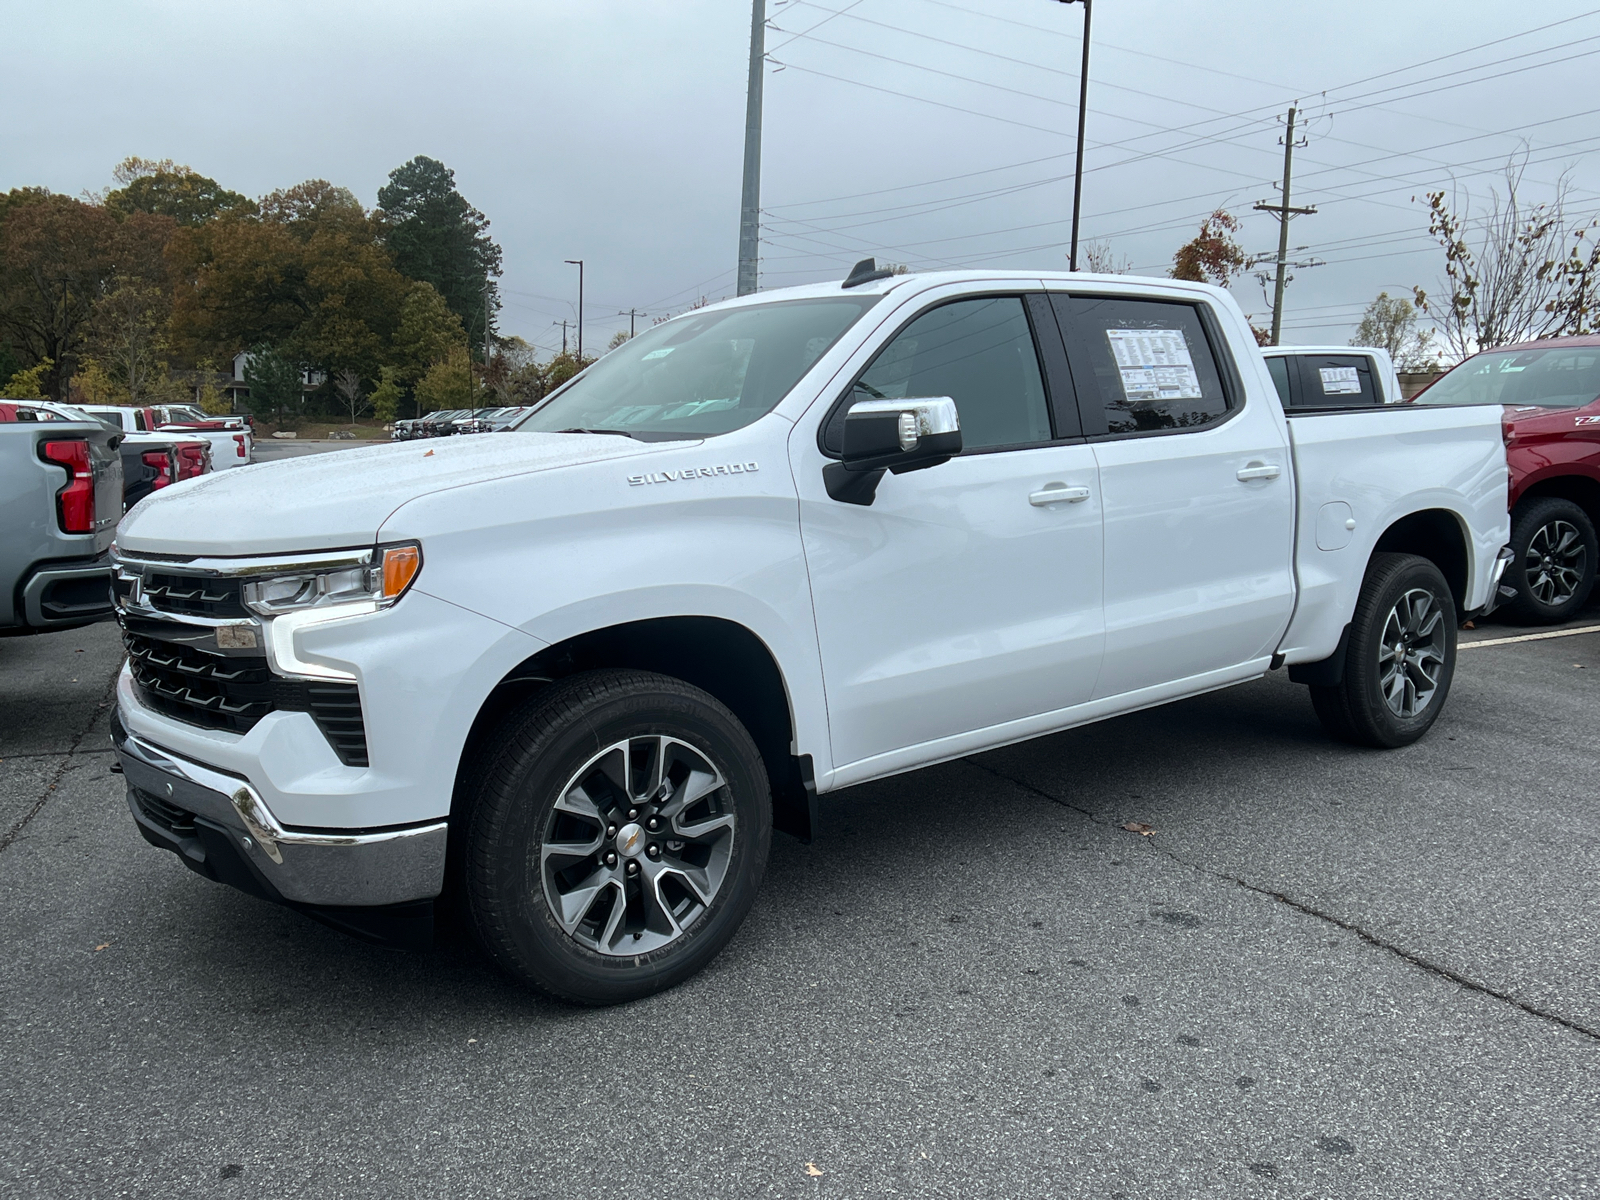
1504;497;1597;624
463;670;772;1005
1309;553;1457;749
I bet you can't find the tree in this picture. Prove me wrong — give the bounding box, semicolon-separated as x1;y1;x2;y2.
2;357;50;399
68;360;122;406
413;345;472;414
1413;156;1600;358
607;329;631;351
334;368;366;422
0;191;118;399
1170;209;1246;287
376;156;502;353
105;158;255;225
370;366;402;422
392;281;466;382
169;182;413;391
241;345;302;424
1352;292;1438;370
1082;239;1131;274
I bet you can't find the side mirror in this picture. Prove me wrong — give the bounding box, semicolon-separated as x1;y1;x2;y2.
825;397;962;505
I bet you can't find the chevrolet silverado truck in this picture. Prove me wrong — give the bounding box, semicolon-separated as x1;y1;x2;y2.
2;405;123;635
109;268;1511;1003
1261;344;1403;408
1412;333;1600;622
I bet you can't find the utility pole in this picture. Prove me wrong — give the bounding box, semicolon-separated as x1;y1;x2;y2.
1253;104;1316;345
737;0;765;296
564;259;584;359
1058;0;1092;271
628;308;640;338
559;320;568;356
479;286;491;416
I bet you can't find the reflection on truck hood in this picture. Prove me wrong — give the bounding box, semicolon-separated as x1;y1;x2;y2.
116;432;670;555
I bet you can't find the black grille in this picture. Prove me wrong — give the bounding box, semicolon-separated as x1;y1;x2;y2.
124;630;369;767
131;786;196;836
125;631;275;732
143;573;247;618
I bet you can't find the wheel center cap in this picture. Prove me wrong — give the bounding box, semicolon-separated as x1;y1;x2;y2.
615;822;646;858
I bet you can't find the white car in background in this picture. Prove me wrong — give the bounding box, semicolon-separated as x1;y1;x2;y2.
1260;344;1404;407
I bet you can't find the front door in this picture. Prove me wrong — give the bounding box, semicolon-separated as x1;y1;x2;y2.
796;291;1106;776
1049;292;1296;700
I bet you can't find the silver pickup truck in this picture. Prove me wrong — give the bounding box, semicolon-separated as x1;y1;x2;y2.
1;405;123;635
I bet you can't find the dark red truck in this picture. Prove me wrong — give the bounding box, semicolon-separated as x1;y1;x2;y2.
1413;334;1600;622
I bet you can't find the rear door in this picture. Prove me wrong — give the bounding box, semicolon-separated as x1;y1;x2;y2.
1048;292;1296;699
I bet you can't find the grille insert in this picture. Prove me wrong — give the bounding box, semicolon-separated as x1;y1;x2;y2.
124;627;369;767
143;573;247;619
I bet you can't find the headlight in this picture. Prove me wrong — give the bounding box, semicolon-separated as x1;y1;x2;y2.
242;542;422;616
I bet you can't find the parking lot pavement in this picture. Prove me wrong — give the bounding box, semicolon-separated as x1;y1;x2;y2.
2;618;1596;1198
250;438;381;462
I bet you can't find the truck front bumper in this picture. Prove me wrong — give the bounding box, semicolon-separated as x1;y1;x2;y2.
113;710;447;946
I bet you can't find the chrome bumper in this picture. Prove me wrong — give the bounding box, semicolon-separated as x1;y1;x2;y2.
113;719;447;908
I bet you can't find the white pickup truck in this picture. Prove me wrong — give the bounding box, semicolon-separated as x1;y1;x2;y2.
109;268;1510;1003
82;404;252;470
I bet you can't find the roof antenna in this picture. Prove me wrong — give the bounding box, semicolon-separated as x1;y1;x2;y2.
842;257;895;289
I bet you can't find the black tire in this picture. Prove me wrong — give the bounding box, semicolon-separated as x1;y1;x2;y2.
1504;497;1598;624
463;669;771;1005
1308;553;1457;749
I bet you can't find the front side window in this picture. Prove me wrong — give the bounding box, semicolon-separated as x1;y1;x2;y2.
1052;295;1232;435
1416;346;1600;409
517;296;879;440
831;295;1052;453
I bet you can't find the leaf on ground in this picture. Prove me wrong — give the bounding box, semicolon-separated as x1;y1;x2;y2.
1461;620;1475;629
805;1163;824;1177
93;943;110;951
423;449;435;457
1121;822;1155;835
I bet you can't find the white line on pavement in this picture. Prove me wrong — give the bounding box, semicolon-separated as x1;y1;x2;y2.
1460;623;1600;650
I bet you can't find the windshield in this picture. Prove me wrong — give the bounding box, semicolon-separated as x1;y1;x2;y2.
516;295;880;439
1417;345;1600;409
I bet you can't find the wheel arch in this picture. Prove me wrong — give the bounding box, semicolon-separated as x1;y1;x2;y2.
1515;470;1600;530
1371;507;1469;615
451;616;815;843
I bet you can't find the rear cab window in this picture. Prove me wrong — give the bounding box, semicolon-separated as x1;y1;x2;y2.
1290;354;1382;406
1047;294;1234;437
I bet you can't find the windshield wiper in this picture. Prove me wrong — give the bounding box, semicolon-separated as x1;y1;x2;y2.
554;427;637;438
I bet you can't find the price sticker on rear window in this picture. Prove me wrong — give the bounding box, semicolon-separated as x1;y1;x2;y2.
1319;366;1361;395
1105;329;1202;402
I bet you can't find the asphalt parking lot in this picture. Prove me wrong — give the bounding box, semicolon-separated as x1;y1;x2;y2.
2;604;1597;1199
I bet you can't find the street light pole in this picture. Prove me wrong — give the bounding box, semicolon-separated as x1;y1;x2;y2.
1059;0;1092;271
564;259;584;359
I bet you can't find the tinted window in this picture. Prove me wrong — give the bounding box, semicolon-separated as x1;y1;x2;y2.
1052;296;1231;435
836;296;1051;453
1265;356;1292;405
1296;354;1379;406
1417;346;1600;409
519;296;878;439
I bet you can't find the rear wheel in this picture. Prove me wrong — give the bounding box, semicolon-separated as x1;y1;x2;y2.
1504;497;1597;624
464;670;771;1005
1309;553;1457;748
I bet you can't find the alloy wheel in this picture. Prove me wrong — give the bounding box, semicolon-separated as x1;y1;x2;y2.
1525;519;1586;607
540;735;735;956
1376;587;1447;719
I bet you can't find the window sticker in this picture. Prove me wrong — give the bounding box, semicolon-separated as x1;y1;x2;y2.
1105;328;1202;402
1319;366;1361;395
641;347;676;360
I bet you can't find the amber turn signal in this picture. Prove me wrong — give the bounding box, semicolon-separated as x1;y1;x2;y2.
381;544;421;600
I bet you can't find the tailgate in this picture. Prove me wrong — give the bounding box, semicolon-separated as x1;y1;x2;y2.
1277;404;1509;664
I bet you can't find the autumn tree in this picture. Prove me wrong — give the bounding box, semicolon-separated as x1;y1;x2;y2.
392;281;466;383
1170;209;1246;288
105;157;255;225
376;156;502;354
370;366;403;421
0;191;118;399
413;344;472;414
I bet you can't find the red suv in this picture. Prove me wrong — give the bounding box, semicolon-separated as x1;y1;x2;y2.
1414;335;1600;622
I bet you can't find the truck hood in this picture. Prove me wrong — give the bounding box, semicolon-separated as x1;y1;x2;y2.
117;432;670;555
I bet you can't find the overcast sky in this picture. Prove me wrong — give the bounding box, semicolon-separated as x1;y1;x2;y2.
5;0;1600;355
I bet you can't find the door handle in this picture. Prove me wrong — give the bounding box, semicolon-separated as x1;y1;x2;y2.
1236;462;1281;481
1029;482;1091;506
